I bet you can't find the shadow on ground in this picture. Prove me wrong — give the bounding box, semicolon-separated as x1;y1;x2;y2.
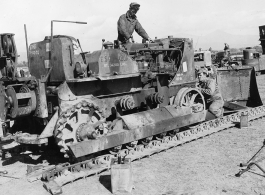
99;174;112;193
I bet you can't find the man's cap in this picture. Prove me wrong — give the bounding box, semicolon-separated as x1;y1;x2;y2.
197;68;208;74
130;2;140;8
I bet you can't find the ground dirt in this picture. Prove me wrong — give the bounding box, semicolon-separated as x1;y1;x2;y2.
1;74;265;195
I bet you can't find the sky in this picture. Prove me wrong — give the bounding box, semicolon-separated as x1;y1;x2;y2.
2;0;265;61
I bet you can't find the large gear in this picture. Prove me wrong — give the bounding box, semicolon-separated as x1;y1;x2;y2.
54;100;108;158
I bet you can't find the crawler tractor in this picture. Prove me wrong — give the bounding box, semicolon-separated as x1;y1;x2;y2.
242;25;265;76
0;22;262;162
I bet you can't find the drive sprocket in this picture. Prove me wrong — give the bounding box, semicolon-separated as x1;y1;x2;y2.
54;100;108;158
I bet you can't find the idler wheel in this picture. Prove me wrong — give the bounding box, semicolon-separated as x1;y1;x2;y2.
19;85;37;112
6;85;35;118
6;86;18;118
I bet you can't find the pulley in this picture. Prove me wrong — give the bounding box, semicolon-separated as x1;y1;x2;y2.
147;92;164;104
6;85;37;118
119;97;135;110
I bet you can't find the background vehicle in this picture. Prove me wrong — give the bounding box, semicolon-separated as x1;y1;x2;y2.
212;50;243;67
194;50;212;69
211;25;265;75
242;47;265;76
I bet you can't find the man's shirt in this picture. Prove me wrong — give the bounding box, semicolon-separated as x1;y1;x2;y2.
117;11;149;43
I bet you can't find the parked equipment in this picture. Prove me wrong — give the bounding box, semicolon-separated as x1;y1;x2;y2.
213;25;265;76
212;51;243;67
194;50;212;69
242;47;265;76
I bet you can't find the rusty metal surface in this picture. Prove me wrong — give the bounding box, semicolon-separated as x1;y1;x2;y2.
85;49;138;77
121;106;193;130
0;83;6;121
57;80;155;116
39;110;58;139
15;134;48;144
1;28;264;193
29;37;75;82
217;66;262;107
194;51;212;69
27;165;56;182
157;74;169;106
34;79;48;118
67;75;142;96
5;85;32;118
41;105;265;195
169;39;196;86
1;31;262;170
68;110;206;158
122;43;160;53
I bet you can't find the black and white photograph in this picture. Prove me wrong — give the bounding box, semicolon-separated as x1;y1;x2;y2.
1;0;265;194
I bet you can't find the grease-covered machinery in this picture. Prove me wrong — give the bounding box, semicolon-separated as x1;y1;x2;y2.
32;34;207;160
0;33;37;137
0;22;262;162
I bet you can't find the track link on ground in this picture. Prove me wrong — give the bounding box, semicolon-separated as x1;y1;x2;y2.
42;105;265;194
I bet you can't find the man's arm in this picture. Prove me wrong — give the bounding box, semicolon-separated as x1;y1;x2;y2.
117;16;131;41
135;20;149;40
200;80;216;96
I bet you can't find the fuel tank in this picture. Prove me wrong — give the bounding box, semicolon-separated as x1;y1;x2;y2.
85;48;138;76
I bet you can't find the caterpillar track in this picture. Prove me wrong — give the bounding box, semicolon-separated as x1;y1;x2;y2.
42;105;265;194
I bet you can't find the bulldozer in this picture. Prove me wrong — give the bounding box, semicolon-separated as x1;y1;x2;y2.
0;21;262;162
242;47;265;76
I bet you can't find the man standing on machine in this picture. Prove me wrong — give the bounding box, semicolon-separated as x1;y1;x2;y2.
117;2;152;44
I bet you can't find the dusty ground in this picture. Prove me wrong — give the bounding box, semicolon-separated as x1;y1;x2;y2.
1;74;265;195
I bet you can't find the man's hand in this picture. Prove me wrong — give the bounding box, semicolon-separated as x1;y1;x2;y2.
147;37;153;43
130;35;135;43
195;82;201;89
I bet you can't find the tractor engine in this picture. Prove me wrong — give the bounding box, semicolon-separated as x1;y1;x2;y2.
123;37;185;73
